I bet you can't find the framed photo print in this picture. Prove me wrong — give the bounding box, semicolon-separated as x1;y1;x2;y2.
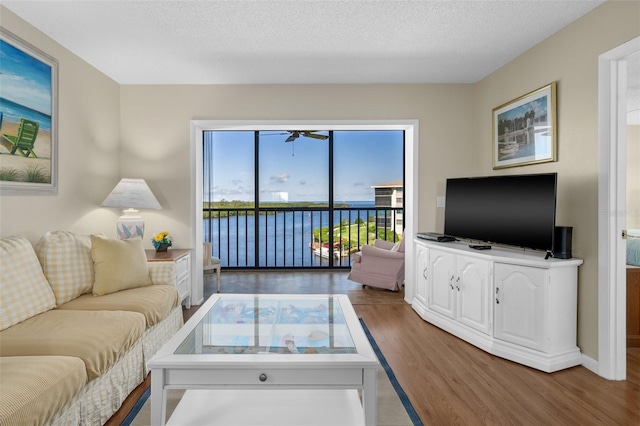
0;28;58;195
493;82;557;169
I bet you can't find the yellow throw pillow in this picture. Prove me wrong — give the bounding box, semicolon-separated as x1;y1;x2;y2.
90;235;152;296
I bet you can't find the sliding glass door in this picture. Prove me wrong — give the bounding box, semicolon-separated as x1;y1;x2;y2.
203;130;403;269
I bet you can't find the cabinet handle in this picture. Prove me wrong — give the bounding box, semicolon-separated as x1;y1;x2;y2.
422;268;428;279
456;276;460;291
495;287;500;304
450;275;455;290
259;373;268;382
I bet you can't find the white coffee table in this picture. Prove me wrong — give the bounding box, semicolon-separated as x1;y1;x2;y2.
149;294;380;425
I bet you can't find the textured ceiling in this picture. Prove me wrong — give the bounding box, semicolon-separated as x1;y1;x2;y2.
2;0;607;85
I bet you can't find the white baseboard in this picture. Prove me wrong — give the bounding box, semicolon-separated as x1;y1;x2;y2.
581;353;598;375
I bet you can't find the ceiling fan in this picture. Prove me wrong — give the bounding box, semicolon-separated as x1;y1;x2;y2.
262;130;329;142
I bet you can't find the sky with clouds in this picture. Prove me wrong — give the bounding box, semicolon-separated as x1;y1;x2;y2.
204;130;403;203
0;39;52;116
497;94;548;123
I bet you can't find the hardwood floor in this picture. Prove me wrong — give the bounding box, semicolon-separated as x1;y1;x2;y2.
109;270;640;425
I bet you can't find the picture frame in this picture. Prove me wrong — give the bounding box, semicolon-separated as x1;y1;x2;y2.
0;27;58;195
492;82;557;169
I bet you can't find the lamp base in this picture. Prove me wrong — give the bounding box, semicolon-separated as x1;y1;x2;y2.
117;209;144;240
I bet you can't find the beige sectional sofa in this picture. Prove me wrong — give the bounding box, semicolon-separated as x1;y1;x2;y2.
0;232;184;426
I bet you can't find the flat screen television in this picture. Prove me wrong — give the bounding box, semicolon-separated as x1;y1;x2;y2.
444;173;557;252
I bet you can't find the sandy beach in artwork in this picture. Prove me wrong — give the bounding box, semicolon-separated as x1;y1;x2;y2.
0;120;52;182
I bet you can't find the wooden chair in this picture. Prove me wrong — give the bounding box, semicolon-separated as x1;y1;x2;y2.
203;242;221;293
2;118;39;158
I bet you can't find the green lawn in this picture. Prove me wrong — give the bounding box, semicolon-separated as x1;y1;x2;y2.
312;221;398;250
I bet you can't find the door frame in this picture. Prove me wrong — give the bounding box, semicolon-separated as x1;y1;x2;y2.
190;120;419;306
597;36;639;380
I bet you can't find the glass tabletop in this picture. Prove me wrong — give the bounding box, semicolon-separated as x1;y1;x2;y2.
175;295;357;355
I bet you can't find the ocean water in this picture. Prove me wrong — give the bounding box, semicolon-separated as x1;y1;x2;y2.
0;97;52;132
204;202;379;268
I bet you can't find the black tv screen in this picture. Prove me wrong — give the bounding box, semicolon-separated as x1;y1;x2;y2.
444;173;557;251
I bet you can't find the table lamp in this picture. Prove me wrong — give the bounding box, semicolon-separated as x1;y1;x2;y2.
101;178;162;240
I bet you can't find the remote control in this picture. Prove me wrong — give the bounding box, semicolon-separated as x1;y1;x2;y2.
469;244;491;250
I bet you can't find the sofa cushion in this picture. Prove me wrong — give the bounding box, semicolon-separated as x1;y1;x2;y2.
36;231;94;305
58;284;179;327
90;235;152;296
0;236;56;331
0;310;145;380
0;356;87;426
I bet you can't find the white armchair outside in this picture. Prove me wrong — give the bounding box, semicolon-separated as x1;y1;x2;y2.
348;237;405;291
203;242;221;293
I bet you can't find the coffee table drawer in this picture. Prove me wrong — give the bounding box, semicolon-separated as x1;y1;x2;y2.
166;368;364;386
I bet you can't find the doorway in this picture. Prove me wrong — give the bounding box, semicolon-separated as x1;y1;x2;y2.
598;36;640;380
190;120;419;306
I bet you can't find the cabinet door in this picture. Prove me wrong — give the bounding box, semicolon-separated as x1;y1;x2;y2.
428;249;455;318
174;253;192;308
455;255;491;335
494;263;546;351
414;243;429;304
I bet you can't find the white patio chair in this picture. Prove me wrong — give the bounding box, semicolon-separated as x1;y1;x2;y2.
203;242;221;293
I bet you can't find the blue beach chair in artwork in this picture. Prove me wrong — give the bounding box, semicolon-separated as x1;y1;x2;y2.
2;117;39;157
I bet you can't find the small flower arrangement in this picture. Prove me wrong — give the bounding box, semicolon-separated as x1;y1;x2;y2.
152;231;173;252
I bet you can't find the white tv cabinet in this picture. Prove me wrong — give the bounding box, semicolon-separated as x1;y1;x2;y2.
412;238;583;373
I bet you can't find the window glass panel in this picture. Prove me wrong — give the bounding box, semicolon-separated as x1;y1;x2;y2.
257;131;329;267
204;131;255;204
332;130;403;205
203;131;255;267
258;131;328;204
333;130;404;242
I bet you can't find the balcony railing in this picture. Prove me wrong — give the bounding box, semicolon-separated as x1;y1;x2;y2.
203;206;403;269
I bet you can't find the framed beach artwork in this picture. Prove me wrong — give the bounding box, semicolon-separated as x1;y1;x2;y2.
0;28;58;194
492;82;557;169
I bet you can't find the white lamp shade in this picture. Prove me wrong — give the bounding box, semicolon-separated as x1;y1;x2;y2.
101;178;161;239
101;178;162;210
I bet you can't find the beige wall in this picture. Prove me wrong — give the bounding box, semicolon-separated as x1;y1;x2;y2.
472;0;640;358
119;84;476;248
0;7;121;243
2;1;639;361
629;125;639;230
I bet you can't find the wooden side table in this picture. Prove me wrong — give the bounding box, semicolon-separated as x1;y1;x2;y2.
146;249;191;309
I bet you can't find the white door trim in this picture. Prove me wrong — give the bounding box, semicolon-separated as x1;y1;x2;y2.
597;36;639;380
189;120;419;306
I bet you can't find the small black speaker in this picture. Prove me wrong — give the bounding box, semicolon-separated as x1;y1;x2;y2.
553;226;573;259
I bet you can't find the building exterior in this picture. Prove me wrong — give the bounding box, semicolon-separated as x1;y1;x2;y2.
372;179;403;237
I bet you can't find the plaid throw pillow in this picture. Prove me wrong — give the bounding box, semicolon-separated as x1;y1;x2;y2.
36;231;94;305
1;236;56;330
